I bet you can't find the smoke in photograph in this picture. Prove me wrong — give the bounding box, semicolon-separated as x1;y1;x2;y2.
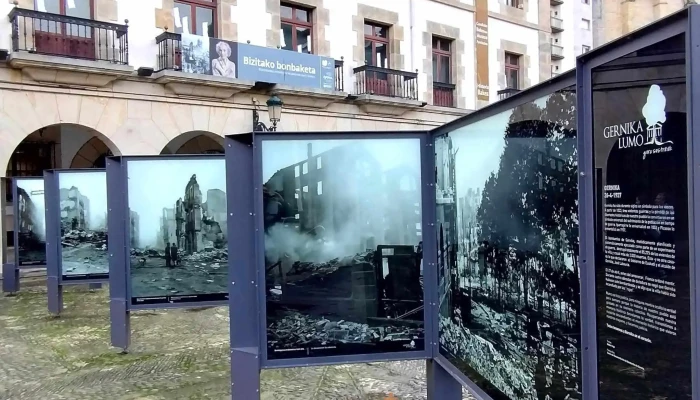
126;158;227;305
262;138;425;359
436;89;581;400
15;178;46;266
59;171;109;279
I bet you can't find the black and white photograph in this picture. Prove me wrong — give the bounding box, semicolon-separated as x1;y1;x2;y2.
15;177;46;266
262;138;425;360
181;33;211;75
436;89;582;400
210;39;237;78
127;158;227;305
59;171;109;279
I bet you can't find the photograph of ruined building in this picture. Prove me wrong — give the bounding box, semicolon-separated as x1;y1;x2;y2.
127;158;227;302
436;89;582;400
58;171;108;278
15;177;46;266
262;138;425;359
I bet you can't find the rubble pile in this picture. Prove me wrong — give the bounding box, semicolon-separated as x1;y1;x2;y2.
268;310;423;348
279;251;374;284
182;247;227;263
131;248;161;257
62;229;107;250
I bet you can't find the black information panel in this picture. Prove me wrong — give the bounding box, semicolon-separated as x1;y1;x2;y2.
592;42;691;398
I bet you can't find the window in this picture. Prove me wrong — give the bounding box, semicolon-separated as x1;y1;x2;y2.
364;21;390;68
581;18;591;30
582;45;591;53
174;0;215;37
34;0;94;58
317;181;323;195
504;52;520;90
316;157;322;169
281;3;313;54
302;162;308;174
505;0;523;8
432;37;451;84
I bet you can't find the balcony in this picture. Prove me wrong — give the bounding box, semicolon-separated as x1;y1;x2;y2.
433;82;455;108
497;88;520;101
551;43;565;60
550;0;563;5
7;6;133;86
351;65;423;115
551;16;564;32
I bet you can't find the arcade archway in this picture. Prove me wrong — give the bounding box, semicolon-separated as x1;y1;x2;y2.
160;131;225;155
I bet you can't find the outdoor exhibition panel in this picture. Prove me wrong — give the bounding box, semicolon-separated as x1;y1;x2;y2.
577;6;699;400
431;71;580;400
107;155;228;351
1;177;17;293
13;177;46;268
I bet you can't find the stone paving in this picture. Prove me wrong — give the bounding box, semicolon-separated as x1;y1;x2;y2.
0;278;475;400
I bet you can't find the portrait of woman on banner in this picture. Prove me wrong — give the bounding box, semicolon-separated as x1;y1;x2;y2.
211;40;237;78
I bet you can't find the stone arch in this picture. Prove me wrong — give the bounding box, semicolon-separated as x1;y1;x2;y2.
4;123;122;178
160;131;225;155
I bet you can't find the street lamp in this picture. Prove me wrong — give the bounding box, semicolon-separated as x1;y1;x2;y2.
253;94;284;132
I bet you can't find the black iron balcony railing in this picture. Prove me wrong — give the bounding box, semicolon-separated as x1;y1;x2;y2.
9;7;129;64
498;87;521;100
353;65;418;100
433;81;455;108
334;58;344;92
156;32;345;92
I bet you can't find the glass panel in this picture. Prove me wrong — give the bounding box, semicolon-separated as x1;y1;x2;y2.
281;23;294;51
65;0;91;37
432;54;438;80
440;39;450;52
280;4;293;19
15;178;47;266
436;87;580;399
58;171;109;279
506;68;518;89
296;26;311;53
432;36;439;50
363;23;372;36
126;158;228;306
296;8;309;22
173;2;191;35
262;138;424;359
375;42;388;68
195;6;214;37
36;0;60;32
592;34;691;399
364;40;373;65
440;55;450;83
374;25;387;38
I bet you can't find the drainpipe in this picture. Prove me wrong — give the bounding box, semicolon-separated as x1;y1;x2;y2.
409;0;415;71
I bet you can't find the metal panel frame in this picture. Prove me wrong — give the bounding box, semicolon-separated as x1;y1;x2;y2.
427;72;577;400
250;131;431;369
12;176;47;270
576;7;691;400
1;177;18;294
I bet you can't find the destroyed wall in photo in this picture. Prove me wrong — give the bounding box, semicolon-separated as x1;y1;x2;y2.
58;171;109;279
262;138;425;359
126;158;228;305
435;88;581;400
15;177;46;266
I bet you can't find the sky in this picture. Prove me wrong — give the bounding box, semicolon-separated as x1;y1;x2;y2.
127;158;226;248
261;138;421;182
16;178;46;239
59;171;107;229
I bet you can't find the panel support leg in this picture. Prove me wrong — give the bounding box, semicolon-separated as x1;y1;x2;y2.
47;276;63;315
427;359;462;400
110;298;130;353
231;348;260;400
2;263;19;294
88;283;103;290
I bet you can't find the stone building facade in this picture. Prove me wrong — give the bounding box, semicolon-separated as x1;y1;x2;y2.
0;0;558;264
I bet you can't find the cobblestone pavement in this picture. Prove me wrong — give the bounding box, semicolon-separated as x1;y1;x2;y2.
0;280;474;400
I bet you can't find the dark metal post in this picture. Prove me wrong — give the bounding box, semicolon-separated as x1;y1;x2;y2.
107;157;130;352
44;171;63;315
226;134;260;400
427;360;462;400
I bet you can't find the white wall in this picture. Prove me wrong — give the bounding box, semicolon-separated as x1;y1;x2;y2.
488;0;538;25
488;17;539;102
119;0;162;69
232;0;268;46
